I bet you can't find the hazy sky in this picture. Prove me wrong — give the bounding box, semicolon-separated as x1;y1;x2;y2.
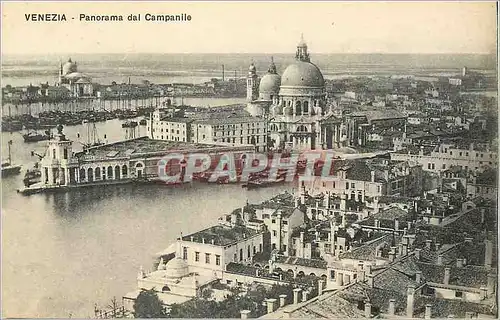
1;1;497;55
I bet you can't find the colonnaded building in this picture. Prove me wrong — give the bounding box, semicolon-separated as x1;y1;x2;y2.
246;36;342;151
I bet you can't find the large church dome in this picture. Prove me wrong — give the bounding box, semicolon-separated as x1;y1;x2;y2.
281;61;324;88
62;58;77;76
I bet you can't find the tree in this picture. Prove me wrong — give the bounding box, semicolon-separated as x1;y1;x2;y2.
133;288;167;318
169;298;218;318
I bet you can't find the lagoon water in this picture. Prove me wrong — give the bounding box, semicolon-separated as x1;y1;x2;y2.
1;118;291;318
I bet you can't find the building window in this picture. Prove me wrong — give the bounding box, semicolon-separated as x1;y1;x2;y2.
195;252;200;262
455;291;463;298
283;220;288;225
272;219;276;224
273;230;277;236
183;247;188;260
52;149;56;159
346;182;349;190
63;149;68;159
253;246;256;254
215;255;221;266
205;253;211;264
239;248;243;261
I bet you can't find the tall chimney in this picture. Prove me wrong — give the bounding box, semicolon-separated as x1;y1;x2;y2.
388;249;395;262
487;273;496;296
437;254;443;265
425;239;432;250
425;304;432;319
485;239;493;268
415;271;422;284
388;299;396;316
406;285;415;318
402;243;408;256
364;302;372;318
367;274;374;288
293;288;302;304
415;248;421;260
443;267;451;285
435;242;441;251
222;64;225;81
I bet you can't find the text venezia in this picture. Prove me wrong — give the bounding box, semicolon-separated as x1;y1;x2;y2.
25;13;192;22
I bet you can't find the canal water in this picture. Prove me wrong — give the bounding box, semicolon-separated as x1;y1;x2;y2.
1;112;291;318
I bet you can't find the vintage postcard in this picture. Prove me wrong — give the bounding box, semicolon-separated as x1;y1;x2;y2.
1;1;498;319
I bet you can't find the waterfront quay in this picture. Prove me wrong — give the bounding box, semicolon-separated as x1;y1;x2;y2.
18;126;257;195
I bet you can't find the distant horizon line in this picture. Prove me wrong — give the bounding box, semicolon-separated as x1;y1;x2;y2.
2;51;496;56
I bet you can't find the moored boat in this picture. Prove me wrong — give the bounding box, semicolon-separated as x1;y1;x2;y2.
1;140;22;177
23;130;53;143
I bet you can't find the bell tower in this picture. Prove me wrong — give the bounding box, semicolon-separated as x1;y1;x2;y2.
246;62;259;102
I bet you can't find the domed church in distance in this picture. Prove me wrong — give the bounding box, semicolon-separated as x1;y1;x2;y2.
58;58;94;97
246;36;336;151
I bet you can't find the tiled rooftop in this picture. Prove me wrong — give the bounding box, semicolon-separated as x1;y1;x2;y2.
181;225;260;246
275;255;327;269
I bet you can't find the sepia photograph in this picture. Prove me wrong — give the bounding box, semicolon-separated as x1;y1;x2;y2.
1;1;498;318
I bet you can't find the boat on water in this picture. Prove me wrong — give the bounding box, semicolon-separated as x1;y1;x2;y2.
23;130;53;143
1;140;22;177
243;176;286;189
79;123;106;150
122;121;138;128
2;120;23;132
23;167;41;187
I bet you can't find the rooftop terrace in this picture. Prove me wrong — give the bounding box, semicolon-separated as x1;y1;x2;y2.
181;224;261;247
75;136;254;160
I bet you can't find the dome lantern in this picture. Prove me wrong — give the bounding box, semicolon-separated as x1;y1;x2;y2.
267;57;277;74
295;34;310;62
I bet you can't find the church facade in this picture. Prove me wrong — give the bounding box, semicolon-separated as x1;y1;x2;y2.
246;37;343;152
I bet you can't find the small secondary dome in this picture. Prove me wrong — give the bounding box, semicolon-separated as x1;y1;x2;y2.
164;257;189;278
259;60;281;94
281;62;324;88
259;73;281;94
